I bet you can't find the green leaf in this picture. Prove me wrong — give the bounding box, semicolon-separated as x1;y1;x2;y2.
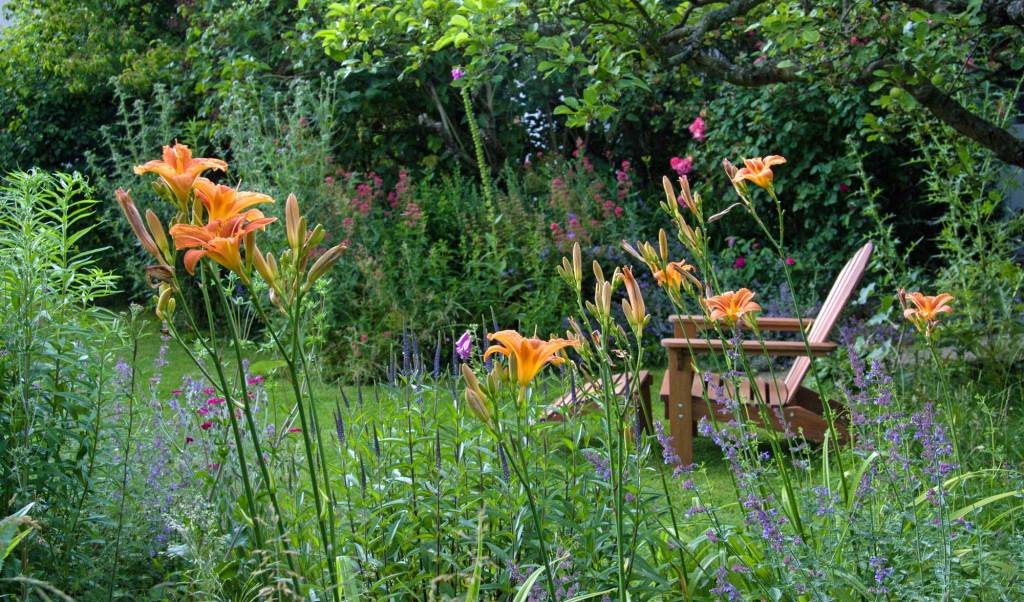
801;30;821;44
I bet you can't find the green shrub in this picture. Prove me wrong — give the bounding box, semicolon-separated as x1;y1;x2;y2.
0;171;122;592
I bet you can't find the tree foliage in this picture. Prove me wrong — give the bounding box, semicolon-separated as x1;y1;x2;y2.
319;0;1024;165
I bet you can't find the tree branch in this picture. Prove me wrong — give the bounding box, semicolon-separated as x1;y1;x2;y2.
906;77;1024;167
899;0;1024;27
659;0;768;52
682;51;800;86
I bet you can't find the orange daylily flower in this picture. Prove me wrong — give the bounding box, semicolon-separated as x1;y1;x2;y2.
704;288;762;325
193;178;274;221
900;290;954;335
169;215;275;282
484;330;578;387
732;155;787;190
654;261;696;290
134;143;228;207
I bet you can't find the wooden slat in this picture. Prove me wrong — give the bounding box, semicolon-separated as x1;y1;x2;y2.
669;315;814;332
661;338;837;356
784;242;873;395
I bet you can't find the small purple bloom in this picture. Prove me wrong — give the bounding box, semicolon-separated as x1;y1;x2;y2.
456;330;473;361
451;67;465;80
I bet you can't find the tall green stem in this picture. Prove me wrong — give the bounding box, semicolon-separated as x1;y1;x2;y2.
250;293;339;598
460;86;495;218
503;431;558;600
209;270;301;585
197;269;266;551
107;328;139;602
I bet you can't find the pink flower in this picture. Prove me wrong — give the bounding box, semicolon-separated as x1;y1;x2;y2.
670;156;693;176
785;257;796;266
614;206;624;218
200;421;214;430
734;257;746;269
688;116;706;141
207;397;224;405
171;388;183;396
246;375;265;385
202;387;216;395
324;176;335;186
839;183;850;193
287;427;302;434
360;334;369;343
185;436;194;444
207;463;220;470
451;67;465;80
196;407;209;416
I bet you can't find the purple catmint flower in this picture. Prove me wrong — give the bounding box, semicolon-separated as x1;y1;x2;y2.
655;421;681;467
868;556;894;594
456;330;473;361
710;566;740;600
582;450;611;480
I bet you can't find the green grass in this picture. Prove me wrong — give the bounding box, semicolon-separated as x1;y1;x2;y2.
131;316;745;524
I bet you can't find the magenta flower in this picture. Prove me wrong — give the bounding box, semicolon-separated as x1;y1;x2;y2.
200;421;213;430
202;387;216;395
785;257;796;266
670;156;693;176
688;116;706;141
246;375;265;385
451;67;465;80
456;330;473;361
185;436;194;444
287;427;302;434
196;407;209;416
839;183;851;193
734;257;746;269
207;397;224;405
171;388;183;396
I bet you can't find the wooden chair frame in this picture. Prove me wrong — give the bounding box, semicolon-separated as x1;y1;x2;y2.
659;242;873;465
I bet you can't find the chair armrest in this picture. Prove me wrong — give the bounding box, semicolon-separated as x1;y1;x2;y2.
670;315;814;333
661;338;836;357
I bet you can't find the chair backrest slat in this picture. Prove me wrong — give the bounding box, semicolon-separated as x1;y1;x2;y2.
783;242;873;400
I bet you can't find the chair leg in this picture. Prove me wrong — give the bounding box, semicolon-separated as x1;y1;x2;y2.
638;378;653;435
668;348;694;466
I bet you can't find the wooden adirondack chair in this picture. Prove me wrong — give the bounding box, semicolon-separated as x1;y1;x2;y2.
659;242;873;465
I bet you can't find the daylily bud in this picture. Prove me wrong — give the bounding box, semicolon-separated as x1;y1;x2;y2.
306;224;325;254
155;284;176;321
677;176;697;214
586;280;613;323
145;209;170;260
620;267;648;333
722;158;738;180
572;242;582;285
659;229;669;261
461;364;494;427
116;189;161;260
286;193;301;251
303;243;348;292
592;260;605;284
243;230;256;273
